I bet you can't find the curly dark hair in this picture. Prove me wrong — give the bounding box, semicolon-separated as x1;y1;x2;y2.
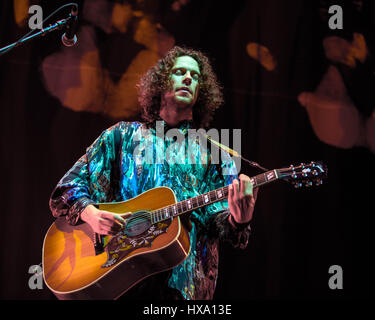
136;46;224;128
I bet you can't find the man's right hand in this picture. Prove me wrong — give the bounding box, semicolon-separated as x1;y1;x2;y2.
81;204;130;235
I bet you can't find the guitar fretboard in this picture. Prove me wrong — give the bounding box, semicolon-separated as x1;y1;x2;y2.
150;169;279;224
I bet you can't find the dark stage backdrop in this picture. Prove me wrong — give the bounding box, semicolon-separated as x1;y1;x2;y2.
1;0;374;300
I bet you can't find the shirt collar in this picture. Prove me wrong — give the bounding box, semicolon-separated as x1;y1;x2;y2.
151;119;196;135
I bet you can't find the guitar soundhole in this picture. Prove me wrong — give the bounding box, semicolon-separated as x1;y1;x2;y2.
125;211;152;237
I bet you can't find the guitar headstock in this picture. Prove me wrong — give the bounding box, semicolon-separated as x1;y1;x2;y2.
277;161;328;188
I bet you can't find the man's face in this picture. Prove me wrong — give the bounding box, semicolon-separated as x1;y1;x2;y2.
164;55;201;107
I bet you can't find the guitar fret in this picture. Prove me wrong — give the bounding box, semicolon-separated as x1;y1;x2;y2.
223;186;228;197
176;203;180;215
195;196;199;207
209;190;216;202
192;197;197;208
198;195;203;206
197;196;201;206
154;211;157;223
259;175;263;185
213;190;218;199
250;177;256;186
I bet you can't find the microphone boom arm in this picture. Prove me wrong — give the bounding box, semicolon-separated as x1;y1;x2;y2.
0;16;72;56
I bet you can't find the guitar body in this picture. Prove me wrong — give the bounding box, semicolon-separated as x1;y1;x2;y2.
42;187;191;300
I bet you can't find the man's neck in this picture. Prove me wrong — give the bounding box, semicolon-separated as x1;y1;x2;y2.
159;102;193;127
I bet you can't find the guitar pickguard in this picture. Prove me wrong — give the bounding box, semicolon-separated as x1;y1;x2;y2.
102;220;172;268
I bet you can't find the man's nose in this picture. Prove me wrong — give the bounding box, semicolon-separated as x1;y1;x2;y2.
182;73;192;85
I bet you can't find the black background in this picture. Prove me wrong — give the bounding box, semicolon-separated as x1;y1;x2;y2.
0;0;374;300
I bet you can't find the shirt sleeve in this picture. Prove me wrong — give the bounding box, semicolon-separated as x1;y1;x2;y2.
49;123;122;225
197;151;251;249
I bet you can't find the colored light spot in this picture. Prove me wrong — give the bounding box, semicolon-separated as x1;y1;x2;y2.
246;42;277;71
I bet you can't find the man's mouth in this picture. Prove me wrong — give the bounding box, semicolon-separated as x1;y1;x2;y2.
176;87;192;94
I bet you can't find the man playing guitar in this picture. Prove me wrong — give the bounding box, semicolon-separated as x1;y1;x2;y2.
49;46;258;300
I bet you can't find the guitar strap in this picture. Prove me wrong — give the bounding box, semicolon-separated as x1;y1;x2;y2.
202;133;269;172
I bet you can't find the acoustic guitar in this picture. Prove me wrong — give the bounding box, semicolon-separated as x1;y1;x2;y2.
42;161;327;299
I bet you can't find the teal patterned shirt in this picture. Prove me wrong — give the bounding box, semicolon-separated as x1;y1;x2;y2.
49;120;251;300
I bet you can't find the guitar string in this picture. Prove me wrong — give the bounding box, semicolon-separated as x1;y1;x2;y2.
118;168;280;224
119;187;230;227
115;171;271;226
109;166;317;234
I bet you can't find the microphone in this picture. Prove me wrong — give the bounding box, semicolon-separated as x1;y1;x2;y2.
61;6;78;47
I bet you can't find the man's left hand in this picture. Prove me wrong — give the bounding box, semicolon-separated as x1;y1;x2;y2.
228;174;259;225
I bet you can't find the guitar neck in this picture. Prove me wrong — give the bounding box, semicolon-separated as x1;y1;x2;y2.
150;169;280;224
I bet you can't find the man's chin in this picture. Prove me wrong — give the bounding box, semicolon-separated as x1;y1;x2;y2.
174;96;194;106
